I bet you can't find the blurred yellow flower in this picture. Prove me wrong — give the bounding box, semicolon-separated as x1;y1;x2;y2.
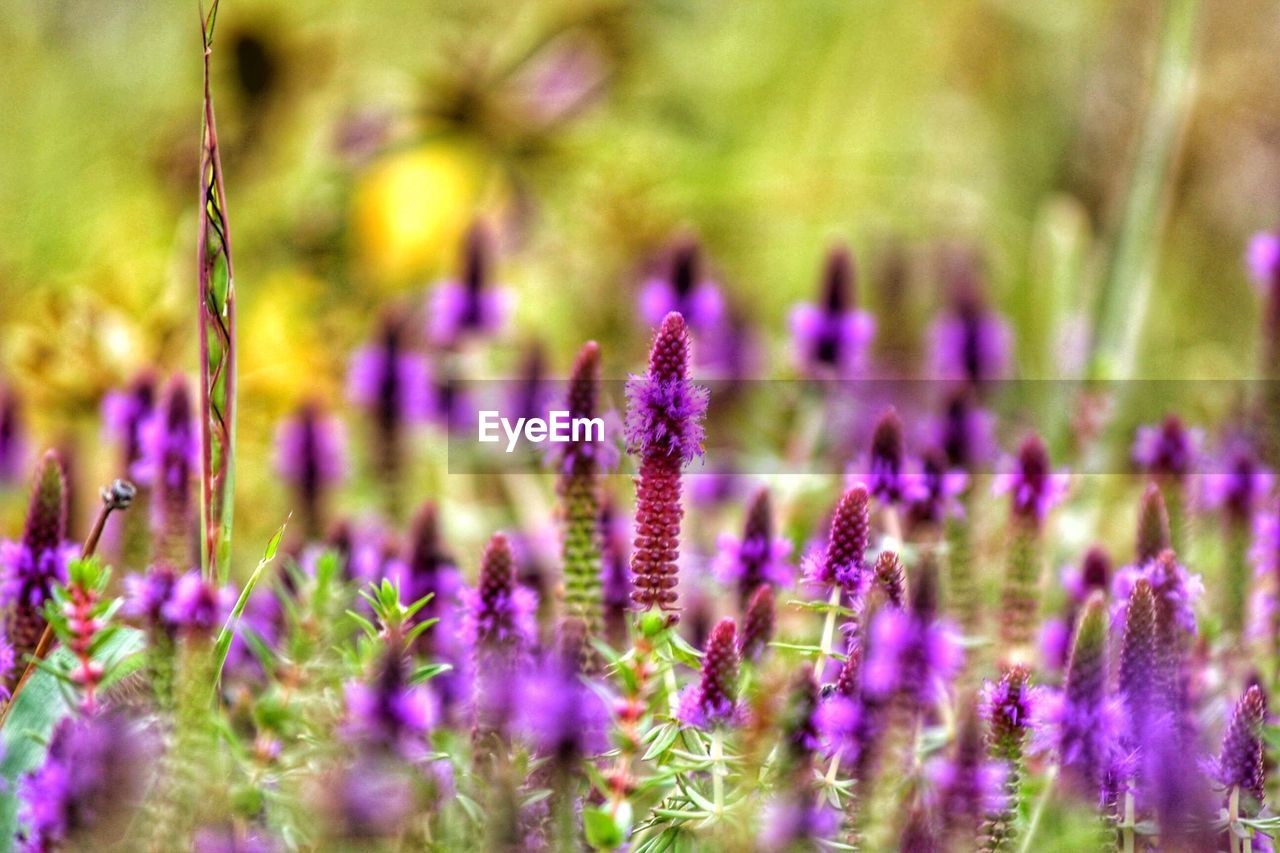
352;142;489;286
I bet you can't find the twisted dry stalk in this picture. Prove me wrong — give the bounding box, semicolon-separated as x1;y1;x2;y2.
197;0;237;585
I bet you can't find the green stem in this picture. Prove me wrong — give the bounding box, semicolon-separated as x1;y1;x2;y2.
1019;765;1057;853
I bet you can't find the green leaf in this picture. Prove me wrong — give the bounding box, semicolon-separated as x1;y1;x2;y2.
642;724;681;761
211;521;287;689
0;627;145;847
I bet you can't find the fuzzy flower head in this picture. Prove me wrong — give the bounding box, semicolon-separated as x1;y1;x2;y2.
18;711;157;849
1136;483;1172;564
905;446;969;530
460;532;536;655
347;312;431;424
678;618;740;729
933;389;996;473
789;245;875;377
738;583;775;663
638;238;725;332
995;434;1068;525
427;223;512;346
804;484;871;592
132;376;199;494
2;451;73;612
274;400;347;495
1218;684;1267;806
625;312;709;465
548;340;622;476
0;385;28;485
1111;549;1202;640
864;408;906;506
1248;231;1280;294
980;665;1043;748
101;371;156;468
1132;415;1201;481
927;256;1012;384
161;570;235;637
713;488;793;603
815;692;865;766
1203;439;1274;522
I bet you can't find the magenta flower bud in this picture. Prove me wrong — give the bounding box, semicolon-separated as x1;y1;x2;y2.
804;485;870;593
713;488;792;609
1132;415;1201;482
1218;684;1267;809
738;583;775;663
872;551;905;609
274;400;347;540
0;384;28;485
927;255;1012;384
638;237;725;333
427;223;512;347
677;618;740;729
867;408;906;506
789;245;875;377
102;371;157;472
627;312;708;611
1118;578;1161;741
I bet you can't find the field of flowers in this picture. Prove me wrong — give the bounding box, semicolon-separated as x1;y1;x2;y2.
3;0;1280;850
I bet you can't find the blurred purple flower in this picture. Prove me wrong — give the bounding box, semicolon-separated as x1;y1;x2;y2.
102;372;157;469
712;489;793;602
461;532;537;655
427;223;512;347
161;570;234;636
638;239;725;332
927;259;1012;384
790;246;875;377
192;825;278;853
1248;231;1280;293
344;650;437;760
993;435;1068;525
1203;440;1274;522
677;618;740;729
0;385;28;485
1;540;77;613
516;653;611;760
758;797;838;849
1132;416;1201;481
347;325;431;423
274;401;347;496
132;376;199;494
1111;550;1202;640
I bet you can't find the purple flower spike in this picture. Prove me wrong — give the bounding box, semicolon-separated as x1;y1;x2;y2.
927;255;1012;385
1135;483;1171;564
638;238;725;332
738;583;775;663
461;532;536;657
348;312;431;425
344;648;437;760
905;447;969;532
996;434;1068;526
872;551;906;609
628;313;708;611
18;711;157;849
517;648;611;761
274;400;347;539
1203;439;1274;523
1248;231;1280;293
929;710;1007;843
0;385;28;485
1050;593;1119;802
162;570;235;637
427;223;513;347
124;564;180;633
1132;416;1201;481
713;488;792;608
1218;684;1267;809
867;408;906;506
134;377;198;564
934;389;996;473
2;451;73;660
678;618;740;729
804;485;870;593
789;245;875;377
102;371;157;471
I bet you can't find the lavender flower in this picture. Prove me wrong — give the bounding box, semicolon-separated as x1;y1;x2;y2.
928;709;1007;845
1218;684;1267;812
344;648;437;759
162;570;234;637
516;648;611;761
2;450;73;663
18;711;157;849
135;376;198;565
738;583;775;663
905;447;969;534
712;488;792;608
1248;231;1280;292
102;371;157;471
626;312;708;610
804;484;870;593
789;245;875;376
862;558;963;710
461;532;537;657
427;223;512;346
927;257;1012;384
934;389;996;473
274;400;347;539
1204;438;1274;523
1112;549;1202;641
0;384;27;485
678;618;739;729
979;666;1040;851
1132;415;1201;482
995;434;1068;527
1118;578;1162;741
872;550;906;609
638;238;725;332
394;503;461;659
866;408;906;506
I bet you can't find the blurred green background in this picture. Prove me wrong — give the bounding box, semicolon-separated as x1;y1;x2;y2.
1;0;1279;551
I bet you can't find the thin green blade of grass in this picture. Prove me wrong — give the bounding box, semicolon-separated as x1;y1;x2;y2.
211;520;287;690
